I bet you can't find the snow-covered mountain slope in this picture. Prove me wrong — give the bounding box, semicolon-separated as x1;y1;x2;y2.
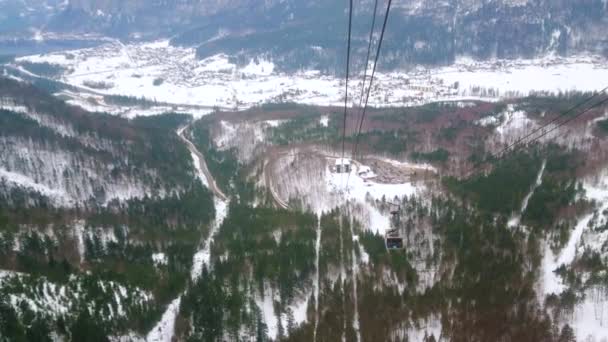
536;170;608;342
173;94;608;341
0;77;198;207
3;74;608;341
0;81;218;340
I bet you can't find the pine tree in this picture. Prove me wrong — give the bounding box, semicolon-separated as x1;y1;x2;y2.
558;324;576;342
0;301;27;342
286;307;295;335
26;319;52;342
71;311;109;342
256;316;268;342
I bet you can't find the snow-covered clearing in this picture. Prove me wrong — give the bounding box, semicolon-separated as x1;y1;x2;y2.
436;56;608;98
16;41;608;114
326;163;419;235
146;296;182;342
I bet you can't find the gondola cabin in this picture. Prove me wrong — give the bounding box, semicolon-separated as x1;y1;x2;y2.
335;158;351;173
386;237;404;249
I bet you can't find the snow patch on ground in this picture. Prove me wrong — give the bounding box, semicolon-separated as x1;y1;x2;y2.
496;105;535;144
242;59;275;76
257;288;279;340
319;115;329;127
215;121;238;149
0;103;29;113
393;315;444;342
285;298;308;333
475;115;501;127
188;147;210;187
111;333;145;342
1;275;151;321
191;199;228;281
0;101;77;137
326;167;417;203
326;163;419;235
0;270;20;281
264;119;284;127
146;296;181;342
566;287;608;342
152;253;168;267
437;56;608;97
508;159;546;228
541;177;608;340
254;284;309;340
542;192;608;295
0;168;73;206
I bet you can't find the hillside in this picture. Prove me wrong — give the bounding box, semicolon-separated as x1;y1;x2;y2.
0;1;599;71
2;1;608;340
44;0;608;71
0;78;217;340
1;80;608;340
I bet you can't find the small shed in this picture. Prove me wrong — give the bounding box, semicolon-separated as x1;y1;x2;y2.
335;158;351;173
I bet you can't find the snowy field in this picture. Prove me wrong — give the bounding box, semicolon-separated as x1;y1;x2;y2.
14;40;608;117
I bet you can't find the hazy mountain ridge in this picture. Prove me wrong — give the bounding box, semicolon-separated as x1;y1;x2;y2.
46;0;608;71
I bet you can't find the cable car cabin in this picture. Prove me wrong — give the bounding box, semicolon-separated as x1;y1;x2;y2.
386;237;404;249
335;158;351;173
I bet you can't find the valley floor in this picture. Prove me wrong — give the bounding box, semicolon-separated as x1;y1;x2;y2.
11;39;608;117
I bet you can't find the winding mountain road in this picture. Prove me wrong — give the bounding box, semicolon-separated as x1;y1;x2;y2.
177;125;228;201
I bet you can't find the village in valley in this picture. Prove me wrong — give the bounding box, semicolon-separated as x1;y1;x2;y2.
7;39;608;118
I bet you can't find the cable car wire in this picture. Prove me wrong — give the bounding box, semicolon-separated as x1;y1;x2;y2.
462;92;608;177
346;0;392;190
350;0;392;164
354;0;379;127
340;0;355;175
495;86;608;159
496;94;608;160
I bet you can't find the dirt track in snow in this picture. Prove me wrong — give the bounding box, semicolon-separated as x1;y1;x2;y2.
178;125;228;201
